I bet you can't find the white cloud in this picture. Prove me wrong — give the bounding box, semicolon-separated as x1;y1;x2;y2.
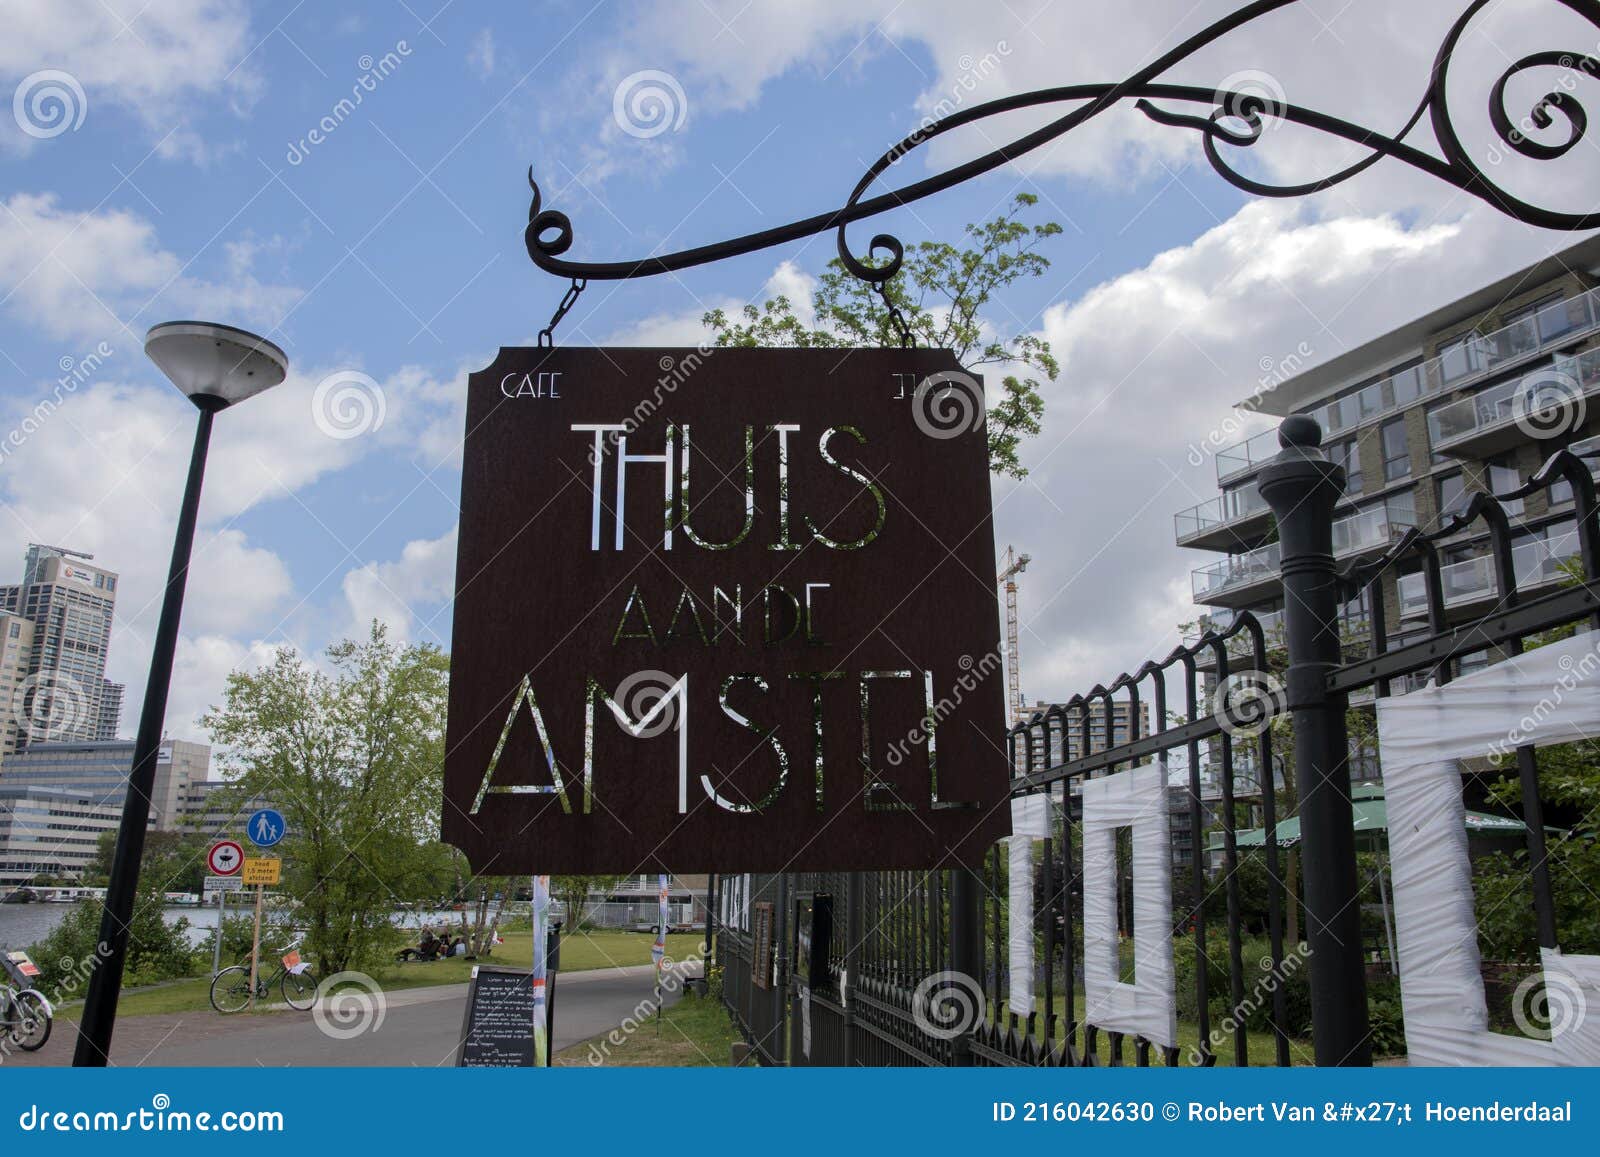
0;193;302;345
341;524;458;644
997;195;1580;701
468;28;496;78
0;0;261;160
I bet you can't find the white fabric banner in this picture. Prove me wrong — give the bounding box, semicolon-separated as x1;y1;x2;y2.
1080;762;1177;1048
1376;630;1600;1065
1006;792;1053;1016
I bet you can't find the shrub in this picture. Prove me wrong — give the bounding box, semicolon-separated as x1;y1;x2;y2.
27;890;198;996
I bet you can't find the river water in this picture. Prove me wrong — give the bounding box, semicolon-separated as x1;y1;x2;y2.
0;902;481;953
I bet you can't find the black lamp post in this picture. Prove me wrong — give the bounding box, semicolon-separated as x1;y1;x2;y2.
73;321;287;1067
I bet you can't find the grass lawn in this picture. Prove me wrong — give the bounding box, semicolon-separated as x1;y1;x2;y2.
1018;992;1315;1066
54;928;695;1022
555;992;739;1067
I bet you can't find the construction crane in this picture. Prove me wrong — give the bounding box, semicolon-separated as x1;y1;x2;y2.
998;546;1030;726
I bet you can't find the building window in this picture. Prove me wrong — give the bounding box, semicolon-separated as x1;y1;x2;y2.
1381;418;1410;481
1329;437;1361;495
1436;472;1465;524
1486;457;1524;518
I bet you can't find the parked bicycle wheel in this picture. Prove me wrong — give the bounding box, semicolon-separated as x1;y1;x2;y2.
281;968;318;1011
8;990;51;1051
209;966;256;1014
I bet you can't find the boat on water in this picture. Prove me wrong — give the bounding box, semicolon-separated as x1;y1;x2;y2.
1;888;38;904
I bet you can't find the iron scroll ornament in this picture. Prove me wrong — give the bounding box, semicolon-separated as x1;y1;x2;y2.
525;0;1600;289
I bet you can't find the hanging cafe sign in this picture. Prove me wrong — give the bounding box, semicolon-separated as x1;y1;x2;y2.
444;0;1600;874
443;347;1010;872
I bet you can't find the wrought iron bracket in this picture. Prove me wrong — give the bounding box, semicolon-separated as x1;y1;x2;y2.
523;0;1600;297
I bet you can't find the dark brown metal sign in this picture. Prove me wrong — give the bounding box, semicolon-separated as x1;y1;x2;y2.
442;346;1009;873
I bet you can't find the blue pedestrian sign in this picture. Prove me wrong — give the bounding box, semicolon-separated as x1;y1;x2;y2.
247;808;287;848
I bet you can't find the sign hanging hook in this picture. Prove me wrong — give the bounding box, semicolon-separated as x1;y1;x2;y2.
537;278;588;348
876;281;914;349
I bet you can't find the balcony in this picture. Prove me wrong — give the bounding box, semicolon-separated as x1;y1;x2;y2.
1397;529;1580;620
1174;485;1273;550
1192;505;1415;608
1214;428;1281;485
1427;348;1600;459
1208;287;1600;483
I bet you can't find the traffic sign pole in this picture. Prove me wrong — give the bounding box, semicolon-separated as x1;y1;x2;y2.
211;888;226;978
248;882;264;1010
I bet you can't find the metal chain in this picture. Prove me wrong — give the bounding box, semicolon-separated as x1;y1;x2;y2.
537;278;588;348
876;281;914;349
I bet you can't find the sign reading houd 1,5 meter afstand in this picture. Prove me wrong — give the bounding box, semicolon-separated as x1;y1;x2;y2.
443;346;1009;873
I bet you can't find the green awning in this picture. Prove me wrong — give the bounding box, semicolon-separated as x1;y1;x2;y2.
1208;796;1527;851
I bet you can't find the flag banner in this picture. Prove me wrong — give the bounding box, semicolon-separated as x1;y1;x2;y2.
530;874;550;1066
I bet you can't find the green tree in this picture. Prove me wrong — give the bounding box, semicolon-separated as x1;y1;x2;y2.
553;875;625;931
84;828;209;894
201;622;450;976
702;193;1061;479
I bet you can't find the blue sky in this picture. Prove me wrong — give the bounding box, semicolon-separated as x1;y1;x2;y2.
2;0;1596;742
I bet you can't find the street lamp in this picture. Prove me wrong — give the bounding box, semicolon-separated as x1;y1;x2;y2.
73;322;287;1067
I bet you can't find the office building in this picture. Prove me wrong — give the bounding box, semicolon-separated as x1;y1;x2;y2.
0;785;122;890
0;610;36;764
0;738;211;830
0;545;118;747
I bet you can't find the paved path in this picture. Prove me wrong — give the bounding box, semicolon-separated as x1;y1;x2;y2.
8;964;683;1068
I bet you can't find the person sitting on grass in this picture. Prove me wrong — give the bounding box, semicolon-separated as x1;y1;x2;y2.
396;927;440;963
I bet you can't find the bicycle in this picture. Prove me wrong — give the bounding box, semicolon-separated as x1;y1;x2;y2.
209;938;319;1013
1;950;51;1052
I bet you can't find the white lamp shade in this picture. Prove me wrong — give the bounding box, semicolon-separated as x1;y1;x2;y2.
144;321;288;406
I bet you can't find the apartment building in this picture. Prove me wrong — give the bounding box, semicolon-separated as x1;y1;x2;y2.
1177;235;1600;792
97;679;125;741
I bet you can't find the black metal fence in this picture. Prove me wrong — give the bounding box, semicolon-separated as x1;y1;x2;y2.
714;422;1597;1067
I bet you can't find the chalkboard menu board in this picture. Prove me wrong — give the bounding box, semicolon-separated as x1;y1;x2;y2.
456;966;538;1067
